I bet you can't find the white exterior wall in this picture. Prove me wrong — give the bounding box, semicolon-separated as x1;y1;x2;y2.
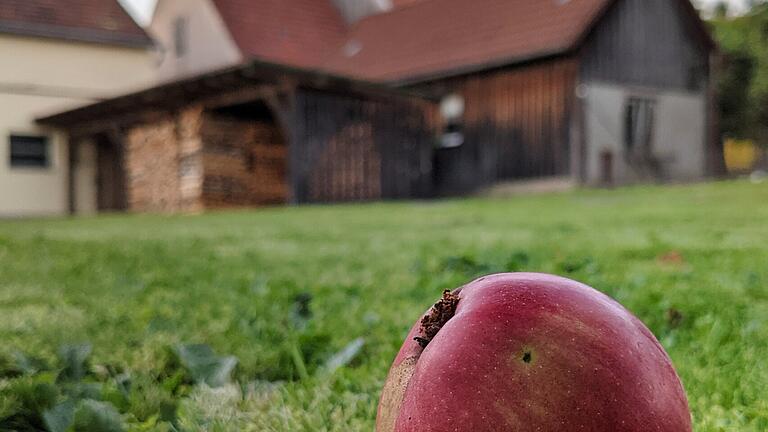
149;0;242;81
581;82;707;185
0;35;154;217
74;139;98;215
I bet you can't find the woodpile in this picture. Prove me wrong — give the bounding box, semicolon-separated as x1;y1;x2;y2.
200;114;288;208
124;118;182;213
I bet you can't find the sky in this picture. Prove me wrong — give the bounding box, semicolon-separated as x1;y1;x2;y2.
119;0;158;26
118;0;749;27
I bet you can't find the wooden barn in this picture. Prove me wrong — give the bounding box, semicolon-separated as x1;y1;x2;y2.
38;0;721;214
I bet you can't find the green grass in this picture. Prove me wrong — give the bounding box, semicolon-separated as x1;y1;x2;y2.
1;180;767;431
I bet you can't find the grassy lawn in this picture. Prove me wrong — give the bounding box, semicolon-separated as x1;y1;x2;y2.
1;180;767;431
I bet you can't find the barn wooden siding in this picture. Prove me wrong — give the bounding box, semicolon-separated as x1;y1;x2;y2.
580;0;709;91
414;58;578;195
290;88;435;204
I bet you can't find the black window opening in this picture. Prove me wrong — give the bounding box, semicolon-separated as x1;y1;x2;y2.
173;16;188;58
9;135;50;168
624;97;655;158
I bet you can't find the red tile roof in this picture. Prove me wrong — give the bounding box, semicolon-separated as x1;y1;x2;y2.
322;0;612;82
214;0;713;83
211;0;348;69
391;0;429;8
0;0;151;47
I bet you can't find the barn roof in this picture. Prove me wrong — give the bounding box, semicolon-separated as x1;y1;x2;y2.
322;0;608;82
211;0;714;84
0;0;152;48
207;0;434;70
322;0;715;83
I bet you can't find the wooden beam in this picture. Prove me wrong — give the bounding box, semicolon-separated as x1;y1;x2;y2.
201;85;274;110
66;110;171;137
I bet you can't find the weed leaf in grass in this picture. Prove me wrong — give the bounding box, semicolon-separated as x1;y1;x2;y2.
174;344;237;388
15;351;47;376
57;344;92;382
1;351;48;378
72;399;125;432
42;400;75;432
61;382;102;401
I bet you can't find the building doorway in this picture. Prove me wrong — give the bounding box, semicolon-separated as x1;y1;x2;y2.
95;134;127;212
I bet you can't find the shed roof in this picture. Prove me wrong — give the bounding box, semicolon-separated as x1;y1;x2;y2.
0;0;152;48
36;58;435;128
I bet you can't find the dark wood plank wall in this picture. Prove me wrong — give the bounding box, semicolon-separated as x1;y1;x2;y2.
580;0;709;91
415;58;578;195
290;88;434;204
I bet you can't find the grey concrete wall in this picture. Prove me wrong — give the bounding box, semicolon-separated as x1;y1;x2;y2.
581;83;706;185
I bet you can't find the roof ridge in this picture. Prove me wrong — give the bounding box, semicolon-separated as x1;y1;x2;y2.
350;0;436;27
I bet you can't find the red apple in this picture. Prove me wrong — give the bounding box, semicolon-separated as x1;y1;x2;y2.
377;273;691;432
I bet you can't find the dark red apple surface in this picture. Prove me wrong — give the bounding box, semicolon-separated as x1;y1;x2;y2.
377;273;691;432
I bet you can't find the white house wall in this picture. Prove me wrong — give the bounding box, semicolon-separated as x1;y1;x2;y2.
0;35;154;217
149;0;242;81
581;82;706;185
73;139;98;215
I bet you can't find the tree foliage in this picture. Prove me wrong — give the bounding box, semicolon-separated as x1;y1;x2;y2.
710;2;768;145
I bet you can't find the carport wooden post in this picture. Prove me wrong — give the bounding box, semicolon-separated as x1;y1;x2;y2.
66;135;79;215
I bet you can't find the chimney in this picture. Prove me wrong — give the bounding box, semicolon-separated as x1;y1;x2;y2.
332;0;393;24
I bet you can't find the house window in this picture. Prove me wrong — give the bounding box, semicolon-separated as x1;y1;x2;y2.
9;135;50;168
173;16;188;58
624;97;655;157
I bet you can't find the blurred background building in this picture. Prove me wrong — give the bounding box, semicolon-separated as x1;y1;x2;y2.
0;0;155;216
2;0;765;216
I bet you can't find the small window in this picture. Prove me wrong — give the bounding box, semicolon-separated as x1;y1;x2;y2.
624;97;655;156
173;16;188;58
9;135;49;168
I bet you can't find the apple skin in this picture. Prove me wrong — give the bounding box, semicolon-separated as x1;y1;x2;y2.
377;273;691;432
